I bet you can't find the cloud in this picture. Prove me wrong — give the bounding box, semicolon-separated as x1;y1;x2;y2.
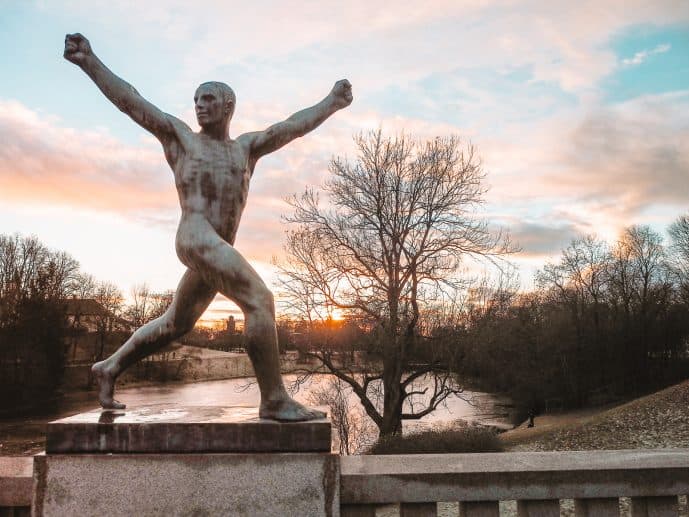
508;221;583;257
0;97;365;270
238;89;689;266
0;99;177;216
9;1;689;319
45;0;689;107
471;89;689;248
559;90;689;212
621;43;672;66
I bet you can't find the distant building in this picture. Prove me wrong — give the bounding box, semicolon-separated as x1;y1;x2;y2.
61;298;132;333
226;315;236;334
60;298;136;364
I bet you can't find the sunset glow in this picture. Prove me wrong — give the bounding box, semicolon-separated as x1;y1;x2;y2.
1;1;687;324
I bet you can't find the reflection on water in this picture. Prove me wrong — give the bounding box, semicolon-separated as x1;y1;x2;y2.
113;374;511;430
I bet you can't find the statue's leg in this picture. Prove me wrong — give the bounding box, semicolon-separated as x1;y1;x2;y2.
192;235;326;421
92;269;216;409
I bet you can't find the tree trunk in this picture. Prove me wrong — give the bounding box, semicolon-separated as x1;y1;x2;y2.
380;335;403;437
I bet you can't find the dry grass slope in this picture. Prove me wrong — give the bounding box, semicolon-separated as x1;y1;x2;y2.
505;380;689;451
368;425;504;455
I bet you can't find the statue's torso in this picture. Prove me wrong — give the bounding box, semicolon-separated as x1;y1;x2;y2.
172;134;253;257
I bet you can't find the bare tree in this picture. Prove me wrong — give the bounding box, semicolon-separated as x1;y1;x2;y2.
0;234;79;304
71;273;96;300
279;130;512;437
537;235;612;397
125;283;153;328
668;214;689;305
307;377;377;455
92;281;125;360
537;226;673;397
124;284;173;328
613;226;670;378
148;289;175;322
669;214;689;258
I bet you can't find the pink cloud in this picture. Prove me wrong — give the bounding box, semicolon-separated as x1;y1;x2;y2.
556;91;689;214
0;100;177;215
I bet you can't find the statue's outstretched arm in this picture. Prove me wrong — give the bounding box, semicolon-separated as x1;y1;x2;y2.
64;33;180;142
243;80;353;160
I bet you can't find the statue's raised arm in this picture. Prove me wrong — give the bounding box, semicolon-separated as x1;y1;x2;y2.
241;79;353;160
64;33;180;143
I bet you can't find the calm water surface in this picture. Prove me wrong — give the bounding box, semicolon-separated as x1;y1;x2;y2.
112;374;511;430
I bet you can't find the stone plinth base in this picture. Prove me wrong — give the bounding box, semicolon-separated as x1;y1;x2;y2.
45;404;331;453
33;452;339;516
33;405;338;516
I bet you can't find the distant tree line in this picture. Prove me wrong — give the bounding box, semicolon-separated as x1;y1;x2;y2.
274;218;689;431
0;233;173;414
0;234;78;412
180;323;244;352
451;220;689;412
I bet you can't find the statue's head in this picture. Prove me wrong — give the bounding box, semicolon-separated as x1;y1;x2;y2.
194;81;236;128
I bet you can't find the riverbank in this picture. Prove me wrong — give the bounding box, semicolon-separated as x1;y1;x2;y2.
502;379;689;451
5;375;687;457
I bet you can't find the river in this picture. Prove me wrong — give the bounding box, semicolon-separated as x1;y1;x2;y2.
0;374;511;455
108;374;512;429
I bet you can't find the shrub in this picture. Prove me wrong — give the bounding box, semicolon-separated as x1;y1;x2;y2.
367;424;504;455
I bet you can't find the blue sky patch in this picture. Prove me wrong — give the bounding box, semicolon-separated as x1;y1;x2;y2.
603;24;689;103
368;65;578;134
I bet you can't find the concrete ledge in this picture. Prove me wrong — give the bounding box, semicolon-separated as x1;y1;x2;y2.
341;449;689;502
0;457;33;507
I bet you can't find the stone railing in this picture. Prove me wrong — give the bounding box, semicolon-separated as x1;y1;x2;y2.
340;449;689;516
3;449;689;515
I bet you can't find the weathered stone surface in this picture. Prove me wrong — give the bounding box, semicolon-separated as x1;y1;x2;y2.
0;457;32;507
33;452;340;517
340;449;689;502
46;404;331;453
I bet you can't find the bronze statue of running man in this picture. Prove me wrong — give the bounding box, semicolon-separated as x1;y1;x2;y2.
64;33;353;421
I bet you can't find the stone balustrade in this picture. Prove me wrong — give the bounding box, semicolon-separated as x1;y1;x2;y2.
340;449;689;516
3;450;689;515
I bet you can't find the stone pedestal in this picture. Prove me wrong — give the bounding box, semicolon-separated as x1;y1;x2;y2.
44;404;331;454
33;405;339;516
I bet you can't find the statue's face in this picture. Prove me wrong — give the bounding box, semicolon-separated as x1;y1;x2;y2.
194;84;230;127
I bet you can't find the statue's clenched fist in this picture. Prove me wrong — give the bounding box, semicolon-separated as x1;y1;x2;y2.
331;79;353;109
64;33;92;65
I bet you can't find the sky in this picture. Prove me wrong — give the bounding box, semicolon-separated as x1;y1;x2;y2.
1;1;688;325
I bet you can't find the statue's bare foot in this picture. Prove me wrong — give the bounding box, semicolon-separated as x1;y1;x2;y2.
260;396;326;422
91;361;126;410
